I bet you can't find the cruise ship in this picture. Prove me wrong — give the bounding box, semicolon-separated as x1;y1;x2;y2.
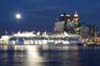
0;31;82;45
0;31;83;51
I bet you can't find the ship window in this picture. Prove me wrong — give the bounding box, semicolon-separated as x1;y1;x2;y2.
68;37;79;41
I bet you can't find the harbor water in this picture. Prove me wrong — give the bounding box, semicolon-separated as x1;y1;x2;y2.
0;45;100;66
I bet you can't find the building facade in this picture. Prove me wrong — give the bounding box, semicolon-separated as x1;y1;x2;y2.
54;21;65;32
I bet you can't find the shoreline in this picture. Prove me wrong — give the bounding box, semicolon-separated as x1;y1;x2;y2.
0;44;100;52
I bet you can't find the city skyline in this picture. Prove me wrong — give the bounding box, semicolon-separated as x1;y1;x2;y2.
0;0;100;34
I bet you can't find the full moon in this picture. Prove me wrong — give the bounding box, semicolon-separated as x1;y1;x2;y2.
16;13;21;20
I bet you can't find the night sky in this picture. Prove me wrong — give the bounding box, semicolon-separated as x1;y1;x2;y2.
0;0;100;35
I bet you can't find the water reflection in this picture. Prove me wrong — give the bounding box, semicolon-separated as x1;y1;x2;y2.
0;51;25;66
1;46;100;66
79;46;100;66
25;46;45;66
40;51;80;66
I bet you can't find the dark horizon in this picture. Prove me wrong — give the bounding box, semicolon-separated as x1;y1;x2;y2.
0;0;100;35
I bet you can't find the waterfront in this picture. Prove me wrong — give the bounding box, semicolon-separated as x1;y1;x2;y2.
0;46;100;66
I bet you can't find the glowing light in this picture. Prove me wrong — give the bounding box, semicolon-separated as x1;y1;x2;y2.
60;14;64;16
26;46;44;63
16;13;22;20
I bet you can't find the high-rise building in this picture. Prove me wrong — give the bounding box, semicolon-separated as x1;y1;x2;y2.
66;13;71;22
59;12;67;21
89;25;98;37
66;21;75;33
64;13;71;32
80;25;89;39
54;21;65;32
73;11;79;28
54;11;80;33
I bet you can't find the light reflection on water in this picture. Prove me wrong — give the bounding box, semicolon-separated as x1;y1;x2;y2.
25;46;46;66
0;46;100;66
